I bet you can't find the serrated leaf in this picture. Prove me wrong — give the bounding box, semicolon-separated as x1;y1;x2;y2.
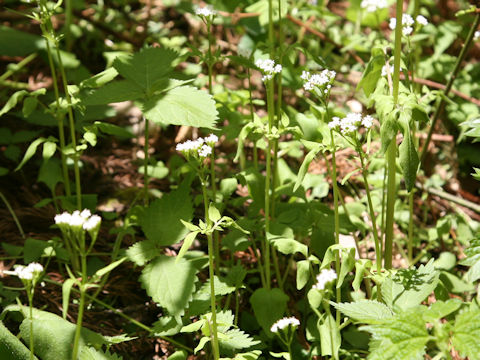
153;316;182;337
199;276;236;297
80;347;123;360
250;288;289;335
142;86;218;129
333;300;394;324
112;47;178;94
139;188;193;247
126;240;159;266
83;80;143;105
140;255;197;316
219;328;261;351
423;299;462;322
460;238;480;282
452;309;480;360
361;309;429;360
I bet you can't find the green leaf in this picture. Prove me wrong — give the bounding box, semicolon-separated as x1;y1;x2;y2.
362;309;430;360
423;299;462;322
4;306;107;360
176;231;199;263
294;147;320;192
126;240;159;266
219;328;261;351
94;121;134;138
337;247;356;289
23;238;48;263
83;80;143;105
380;110;398;154
472;168;480;181
194;336;211;354
398;112;419;192
245;0;287;26
0;320;36;360
139;188;193;247
452;309;480;360
92;257;126;280
208;203;221;223
221;350;261;360
112;47;178;94
138;161;169;179
250;288;289;335
358;54;384;97
22;97;38;117
0;90;28;117
459;238;480;282
140;255;197;316
167;350;188;360
62;278;76;319
42;141;56;159
152;316;182;337
381;260;439;311
80;67;119;89
79;347;123;360
296;260;310;290
0;26;44;57
267;223;308;257
142;86;218;129
319;313;341;357
333;300;394;324
38;158;63;193
15;137;46;171
0;167;8;176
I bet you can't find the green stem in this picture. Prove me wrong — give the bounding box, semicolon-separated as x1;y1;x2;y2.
72;254;87;360
329;131;341;325
0;53;37;82
358;149;382;274
143;116;150;206
267;0;274;57
0;191;26;239
28;291;34;360
201;179;220;360
55;45;81;209
408;190;414;264
384;0;404;270
43;37;70;197
420;11;480;164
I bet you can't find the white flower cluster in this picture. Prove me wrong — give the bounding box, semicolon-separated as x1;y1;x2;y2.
176;134;218;158
13;262;43;281
301;70;336;93
55;209;101;231
312;268;337;290
270;317;300;333
360;0;388;13
389;14;428;36
475;31;480;41
329;113;375;135
255;59;282;82
195;5;216;18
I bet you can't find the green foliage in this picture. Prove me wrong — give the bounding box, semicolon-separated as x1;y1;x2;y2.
140;255;197;317
250;288;289;335
460;237;480;282
0;320;34;360
333;300;394;324
451;309;480;360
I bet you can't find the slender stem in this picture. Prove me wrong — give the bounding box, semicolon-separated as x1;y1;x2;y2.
380;165;387;253
420;12;480;163
72;254;87;360
55;45;81;209
329;131;341;325
267;0;274;57
143;116;150;206
408;190;414;264
0;53;37;82
201;178;220;360
28;291;34;360
207;21;213;95
358;149;382;274
65;0;73;51
0;191;26;239
384;0;404;270
43;37;70;196
210;151;221;274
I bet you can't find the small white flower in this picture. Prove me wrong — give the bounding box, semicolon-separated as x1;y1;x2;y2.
389;18;397;30
26;262;44;274
176;138;205;154
255;58;282;82
83;215;101;231
270;317;300;333
312;269;337;290
389;14;415;35
198;144;213;157
14;266;33;280
362;115;374;129
55;212;71;225
328;117;341;129
416;15;428;26
195;5;216;17
302;69;336;93
69;211;85;227
381;64;402;77
474;31;480;41
403;26;413;36
204;134;218;145
80;209;91;219
360;0;388;13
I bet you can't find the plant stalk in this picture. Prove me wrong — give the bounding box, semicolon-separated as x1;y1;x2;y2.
143;116;150;206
